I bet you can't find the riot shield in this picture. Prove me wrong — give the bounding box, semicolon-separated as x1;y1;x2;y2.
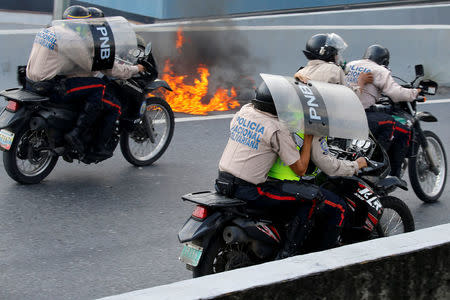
52;16;137;74
260;73;368;139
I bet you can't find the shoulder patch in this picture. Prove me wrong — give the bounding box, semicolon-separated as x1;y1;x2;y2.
319;137;329;155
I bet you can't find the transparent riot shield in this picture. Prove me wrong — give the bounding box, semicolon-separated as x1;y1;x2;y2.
52;16;137;75
260;73;368;139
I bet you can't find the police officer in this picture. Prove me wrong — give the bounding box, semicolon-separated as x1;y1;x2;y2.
295;33;373;93
216;81;314;258
26;5;144;158
287;34;371;252
345;44;421;177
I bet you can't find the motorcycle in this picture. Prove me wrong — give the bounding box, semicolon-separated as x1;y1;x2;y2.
0;42;175;184
371;64;447;202
177;138;414;277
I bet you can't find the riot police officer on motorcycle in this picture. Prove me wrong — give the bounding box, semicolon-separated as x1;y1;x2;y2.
295;33;373;92
26;5;144;159
345;44;421;177
216;81;315;258
278;33;370;255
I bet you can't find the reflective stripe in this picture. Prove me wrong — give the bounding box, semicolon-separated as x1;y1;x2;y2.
256;187;296;201
66;84;105;94
324;199;345;227
394;126;410;134
102;98;122;115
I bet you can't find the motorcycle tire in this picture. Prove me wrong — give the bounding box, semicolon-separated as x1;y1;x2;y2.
375;196;415;237
3;126;58;184
408;130;447;203
120;97;174;166
193;235;257;278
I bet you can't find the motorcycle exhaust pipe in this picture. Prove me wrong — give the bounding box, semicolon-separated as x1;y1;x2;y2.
29;117;47;131
223;226;249;244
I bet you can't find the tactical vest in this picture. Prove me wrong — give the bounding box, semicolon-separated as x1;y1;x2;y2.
267;131;320;181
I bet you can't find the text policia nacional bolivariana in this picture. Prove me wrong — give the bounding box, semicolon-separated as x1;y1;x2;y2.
230;116;265;150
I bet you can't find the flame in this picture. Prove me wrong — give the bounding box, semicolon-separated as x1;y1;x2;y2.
175;27;184;52
155;27;240;115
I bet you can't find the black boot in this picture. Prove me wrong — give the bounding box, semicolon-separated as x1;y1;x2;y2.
91;117;116;159
64;127;84;154
316;225;343;251
64;102;101;154
276;216;313;259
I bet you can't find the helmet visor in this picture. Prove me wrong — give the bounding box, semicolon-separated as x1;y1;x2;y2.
326;33;348;53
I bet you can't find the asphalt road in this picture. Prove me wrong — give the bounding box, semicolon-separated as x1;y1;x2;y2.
0;99;449;299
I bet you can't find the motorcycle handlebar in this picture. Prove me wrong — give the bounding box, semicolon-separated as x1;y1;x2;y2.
359;158;385;174
415;96;426;103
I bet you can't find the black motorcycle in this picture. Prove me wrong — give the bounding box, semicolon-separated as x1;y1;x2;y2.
178;139;414;277
0;43;175;184
371;64;447;202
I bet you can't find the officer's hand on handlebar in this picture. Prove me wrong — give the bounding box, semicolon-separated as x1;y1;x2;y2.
356;157;368;169
137;64;145;73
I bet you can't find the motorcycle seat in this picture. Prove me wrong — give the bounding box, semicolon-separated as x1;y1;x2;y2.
182;191;246;207
0;88;49;102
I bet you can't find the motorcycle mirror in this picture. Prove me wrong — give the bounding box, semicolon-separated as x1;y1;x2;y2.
144;42;152;56
415;65;424;77
128;48;142;58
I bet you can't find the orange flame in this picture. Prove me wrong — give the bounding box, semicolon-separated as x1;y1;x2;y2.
159;60;240;115
175;27;184;52
155;27;240;115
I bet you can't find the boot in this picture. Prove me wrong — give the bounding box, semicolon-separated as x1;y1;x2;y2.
64;102;101;154
64;127;84;154
276;216;313;259
91;116;116;159
316;225;343;251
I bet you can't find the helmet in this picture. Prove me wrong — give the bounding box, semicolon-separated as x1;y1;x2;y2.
252;81;277;115
363;44;390;66
62;5;91;19
303;33;348;63
87;7;105;18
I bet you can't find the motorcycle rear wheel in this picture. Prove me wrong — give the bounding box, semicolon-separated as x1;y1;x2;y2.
120;97;174;166
374;196;415;237
3;126;58;184
408;130;447;203
192;235;256;277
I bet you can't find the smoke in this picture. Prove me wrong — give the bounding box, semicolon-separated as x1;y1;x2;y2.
170;24;259;101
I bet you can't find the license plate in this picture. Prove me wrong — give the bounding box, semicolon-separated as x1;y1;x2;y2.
179;243;203;267
0;129;14;151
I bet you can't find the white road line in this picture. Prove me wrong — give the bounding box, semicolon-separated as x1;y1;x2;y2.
419;98;450;105
175;113;235;122
174;99;449;122
137;24;450;32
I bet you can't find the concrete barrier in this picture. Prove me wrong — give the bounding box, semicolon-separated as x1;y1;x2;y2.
99;223;450;300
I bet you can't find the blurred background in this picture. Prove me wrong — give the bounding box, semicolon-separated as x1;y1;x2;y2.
1;0;449;114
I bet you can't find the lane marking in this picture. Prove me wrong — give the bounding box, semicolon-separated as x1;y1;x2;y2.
137;24;450;32
175;113;235;123
419;98;450;105
174;99;449;122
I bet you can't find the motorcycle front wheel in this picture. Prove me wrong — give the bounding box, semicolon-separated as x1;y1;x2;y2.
408;130;447;203
193;235;258;278
3;126;58;184
374;196;415;237
120;97;175;166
